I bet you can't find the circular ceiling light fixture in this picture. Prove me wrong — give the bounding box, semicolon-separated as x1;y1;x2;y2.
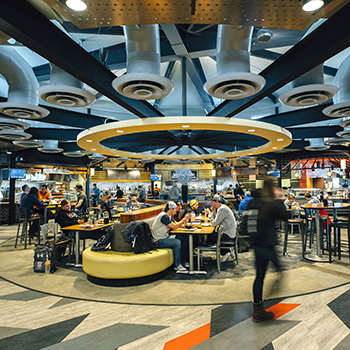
302;0;324;12
77;117;292;160
66;0;87;11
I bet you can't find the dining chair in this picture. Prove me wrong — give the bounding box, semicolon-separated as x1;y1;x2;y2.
196;226;224;273
283;209;305;256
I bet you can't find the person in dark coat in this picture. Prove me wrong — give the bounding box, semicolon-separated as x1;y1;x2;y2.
248;177;289;322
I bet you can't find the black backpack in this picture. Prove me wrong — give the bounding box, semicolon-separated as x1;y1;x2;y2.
91;227;114;251
133;221;154;254
33;244;57;273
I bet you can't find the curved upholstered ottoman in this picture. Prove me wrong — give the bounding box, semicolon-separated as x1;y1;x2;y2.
83;247;174;286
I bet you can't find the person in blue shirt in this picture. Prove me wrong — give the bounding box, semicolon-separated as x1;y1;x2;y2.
138;185;146;200
238;191;254;214
20;184;30;202
91;183;100;207
20;187;44;237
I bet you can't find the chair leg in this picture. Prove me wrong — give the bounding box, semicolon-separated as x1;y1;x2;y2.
15;221;21;248
235;239;239;265
283;227;289;256
197;250;201;270
300;222;305;258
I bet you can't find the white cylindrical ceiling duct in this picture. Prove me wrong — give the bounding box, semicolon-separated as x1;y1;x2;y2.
204;25;266;100
0;47;49;119
37;140;64;153
279;20;338;107
323;54;350;118
36;21;95;108
13;140;44;148
305;138;330;151
112;24;174;100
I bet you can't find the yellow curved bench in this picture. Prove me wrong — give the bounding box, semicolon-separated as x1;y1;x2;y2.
83;247;174;282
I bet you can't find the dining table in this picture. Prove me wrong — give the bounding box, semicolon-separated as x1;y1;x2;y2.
301;202;350;262
60;222;113;267
171;219;215;275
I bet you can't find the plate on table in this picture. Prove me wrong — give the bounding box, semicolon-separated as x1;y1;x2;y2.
195;216;203;220
192;220;201;225
201;223;211;227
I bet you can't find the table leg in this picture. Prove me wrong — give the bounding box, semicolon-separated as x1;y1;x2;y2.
75;231;82;267
44;206;47;224
176;234;207;275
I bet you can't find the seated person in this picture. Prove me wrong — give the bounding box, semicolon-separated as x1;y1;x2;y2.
151;201;191;272
124;195;134;212
20;187;43;237
284;193;300;209
56;200;104;239
205;194;237;262
179;199;200;220
238;191;253;214
100;194;113;220
234;194;242;212
136;197;150;209
75;184;87;215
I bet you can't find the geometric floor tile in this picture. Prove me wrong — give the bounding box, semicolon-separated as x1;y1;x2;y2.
0;327;30;341
48;298;80;309
328;289;350;329
334;333;350;350
0;290;47;302
192;319;300;349
40;323;168;350
0;314;89;350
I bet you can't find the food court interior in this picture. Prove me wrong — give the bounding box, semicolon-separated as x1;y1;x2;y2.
1;0;350;349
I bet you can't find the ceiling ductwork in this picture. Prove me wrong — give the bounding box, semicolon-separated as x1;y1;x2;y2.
37;140;63;153
336;130;350;138
63;150;88;157
323;54;350;118
36;21;96;108
305;138;330;151
339;119;350;128
204;25;266;100
13;140;44;148
325;138;350;146
0;130;32;141
88;153;107;162
279;20;338;107
0;47;49;119
112;24;174;100
0;117;30;131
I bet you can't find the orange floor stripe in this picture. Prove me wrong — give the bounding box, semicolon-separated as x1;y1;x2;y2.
163;323;211;350
267;303;301;320
250;303;301;320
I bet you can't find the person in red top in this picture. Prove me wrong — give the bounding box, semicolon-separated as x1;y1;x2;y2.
38;184;51;202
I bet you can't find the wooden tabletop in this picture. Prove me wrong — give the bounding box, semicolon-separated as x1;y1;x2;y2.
60;222;113;231
301;203;350;210
171;224;215;235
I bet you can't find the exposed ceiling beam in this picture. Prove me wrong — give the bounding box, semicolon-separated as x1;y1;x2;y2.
160;23;215;110
208;4;350;117
0;0;164;119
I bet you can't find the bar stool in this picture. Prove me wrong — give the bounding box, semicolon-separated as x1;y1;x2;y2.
329;211;350;263
283;209;305;256
15;207;40;249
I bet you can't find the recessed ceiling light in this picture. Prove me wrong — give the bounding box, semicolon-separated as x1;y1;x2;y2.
249;153;253;155
272;147;278;149
66;0;87;11
116;130;124;133
91;148;96;151
182;125;190;128
302;0;324;12
86;140;93;142
277;138;283;141
248;129;255;132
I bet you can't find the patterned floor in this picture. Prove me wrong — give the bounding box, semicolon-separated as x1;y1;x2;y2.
1;224;350;349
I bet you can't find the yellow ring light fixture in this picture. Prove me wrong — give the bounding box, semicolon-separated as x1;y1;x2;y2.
77;117;292;160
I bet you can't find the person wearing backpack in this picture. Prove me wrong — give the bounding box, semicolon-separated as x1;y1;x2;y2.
248;177;289;322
